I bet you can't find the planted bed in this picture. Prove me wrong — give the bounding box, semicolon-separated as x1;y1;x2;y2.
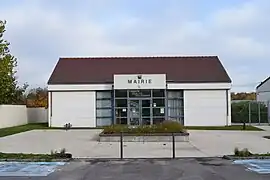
99;120;189;142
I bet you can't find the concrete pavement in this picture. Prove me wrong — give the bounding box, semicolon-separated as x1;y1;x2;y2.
0;129;269;158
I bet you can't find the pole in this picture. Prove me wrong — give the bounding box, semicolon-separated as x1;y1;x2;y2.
172;133;175;159
248;101;251;125
120;132;123;159
268;101;270;125
258;102;261;125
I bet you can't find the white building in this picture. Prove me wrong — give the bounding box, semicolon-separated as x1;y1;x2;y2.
256;76;270;103
47;56;232;127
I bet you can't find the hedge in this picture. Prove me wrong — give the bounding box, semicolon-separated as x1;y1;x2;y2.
231;101;269;123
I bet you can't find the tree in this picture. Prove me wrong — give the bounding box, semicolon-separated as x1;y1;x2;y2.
26;87;48;108
0;20;27;104
231;92;256;100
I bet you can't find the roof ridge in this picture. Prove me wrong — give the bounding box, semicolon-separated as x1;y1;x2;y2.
60;55;218;59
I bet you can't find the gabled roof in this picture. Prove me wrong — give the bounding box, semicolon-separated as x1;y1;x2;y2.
256;76;270;89
47;56;232;85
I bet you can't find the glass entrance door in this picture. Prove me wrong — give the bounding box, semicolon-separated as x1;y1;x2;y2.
129;99;151;125
129;100;140;125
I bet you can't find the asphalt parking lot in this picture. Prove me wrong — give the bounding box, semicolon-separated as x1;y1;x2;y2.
0;158;269;180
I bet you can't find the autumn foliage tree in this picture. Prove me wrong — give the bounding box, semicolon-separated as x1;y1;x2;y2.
26;87;48;108
0;20;27;104
231;92;256;100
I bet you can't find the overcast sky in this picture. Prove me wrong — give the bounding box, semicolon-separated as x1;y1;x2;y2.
0;0;269;92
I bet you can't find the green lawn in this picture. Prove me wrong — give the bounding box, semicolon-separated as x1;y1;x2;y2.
0;152;55;161
0;152;72;161
0;123;264;138
0;123;50;138
185;125;263;131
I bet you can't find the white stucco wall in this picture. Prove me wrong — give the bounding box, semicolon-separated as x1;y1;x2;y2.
256;92;270;103
256;77;270;102
184;90;230;126
48;82;231;127
27;108;48;123
0;105;28;128
50;91;96;127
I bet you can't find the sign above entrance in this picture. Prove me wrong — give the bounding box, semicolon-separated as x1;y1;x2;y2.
114;74;166;89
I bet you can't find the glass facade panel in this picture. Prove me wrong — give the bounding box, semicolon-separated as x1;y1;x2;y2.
153;107;165;117
167;90;184;124
96;109;111;117
168;99;183;108
96;117;112;126
96;99;111;108
141;99;151;107
96;91;113;127
97;89;184;126
153;89;165;97
153;99;165;107
153;117;164;124
129;89;151;98
142;117;151;125
142;108;151;116
115;90;127;97
116;117;128;125
167;91;183;98
115;108;128;118
115;99;127;107
97;91;111;99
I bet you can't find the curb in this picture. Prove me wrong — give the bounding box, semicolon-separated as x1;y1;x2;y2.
223;155;270;160
0;158;72;162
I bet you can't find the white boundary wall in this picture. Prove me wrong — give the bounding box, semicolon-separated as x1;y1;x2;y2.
27;108;48;123
0;105;28;128
0;105;48;128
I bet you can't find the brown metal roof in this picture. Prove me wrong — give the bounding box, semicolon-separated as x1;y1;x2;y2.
47;56;232;84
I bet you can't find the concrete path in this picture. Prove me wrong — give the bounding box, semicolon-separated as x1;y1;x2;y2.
0;129;269;158
256;126;270;132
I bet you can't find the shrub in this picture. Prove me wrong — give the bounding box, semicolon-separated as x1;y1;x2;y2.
50;148;72;159
234;147;240;156
102;120;186;134
234;147;253;157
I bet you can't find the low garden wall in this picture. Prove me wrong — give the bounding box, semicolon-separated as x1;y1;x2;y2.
99;132;189;142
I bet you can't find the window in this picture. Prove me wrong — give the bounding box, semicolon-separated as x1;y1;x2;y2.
115;99;127;107
96;100;111;108
115;108;128;118
153;99;165;107
96;118;111;126
153;89;165;97
129;89;151;97
97;109;111;117
96;91;113;126
97;91;111;99
115;90;127;98
167;90;184;124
